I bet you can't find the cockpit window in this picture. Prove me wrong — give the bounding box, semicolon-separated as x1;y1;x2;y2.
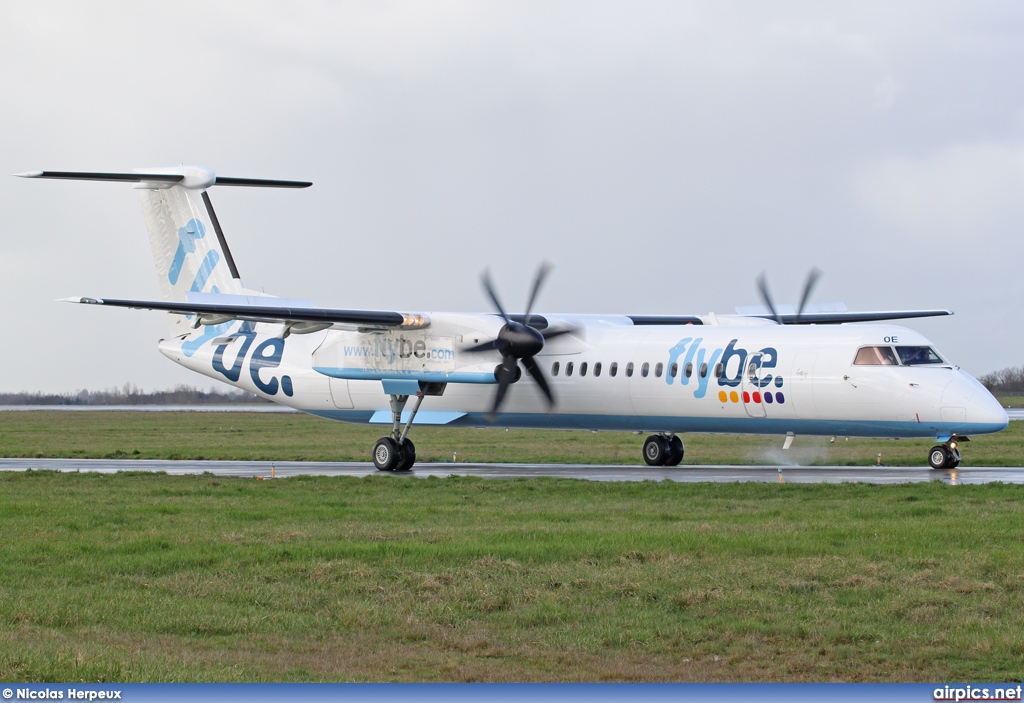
853;346;899;365
896;346;944;366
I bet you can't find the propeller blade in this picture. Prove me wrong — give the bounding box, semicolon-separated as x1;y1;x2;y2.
491;375;511;415
522;355;555;409
490;357;519;415
481;269;511;325
795;267;823;324
464;339;501;354
757;273;784;326
523;262;552;328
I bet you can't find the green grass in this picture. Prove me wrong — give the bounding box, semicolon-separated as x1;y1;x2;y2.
0;410;1021;466
0;472;1023;682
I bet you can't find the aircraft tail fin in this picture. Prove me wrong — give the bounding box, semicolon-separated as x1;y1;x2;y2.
17;167;310;336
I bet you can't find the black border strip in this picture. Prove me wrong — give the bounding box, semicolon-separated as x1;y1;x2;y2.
201;191;241;280
628;316;704;326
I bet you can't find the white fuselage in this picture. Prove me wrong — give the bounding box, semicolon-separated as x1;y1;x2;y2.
158;313;1008;441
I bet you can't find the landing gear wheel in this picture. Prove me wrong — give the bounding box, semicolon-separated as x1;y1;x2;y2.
373;437;404;471
928;445;960;470
665;436;684;467
643;435;670;466
396;438;416;472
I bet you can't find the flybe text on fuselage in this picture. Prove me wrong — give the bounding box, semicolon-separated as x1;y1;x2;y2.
665;337;784;400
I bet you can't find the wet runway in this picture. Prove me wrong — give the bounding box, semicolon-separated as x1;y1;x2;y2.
2;457;1023;484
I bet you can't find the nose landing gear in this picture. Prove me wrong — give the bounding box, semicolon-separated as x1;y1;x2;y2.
642;433;684;466
928;437;966;469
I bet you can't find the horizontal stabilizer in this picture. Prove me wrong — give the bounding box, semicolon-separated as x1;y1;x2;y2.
60;296;428;330
16;168;311;189
15;171;183;183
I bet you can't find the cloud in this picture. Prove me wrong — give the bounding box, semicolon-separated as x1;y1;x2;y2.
855;141;1024;239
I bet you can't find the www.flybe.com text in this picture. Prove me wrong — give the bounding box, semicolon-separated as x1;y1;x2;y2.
343;336;455;364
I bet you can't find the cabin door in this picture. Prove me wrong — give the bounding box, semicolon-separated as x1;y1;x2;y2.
741;352;767;418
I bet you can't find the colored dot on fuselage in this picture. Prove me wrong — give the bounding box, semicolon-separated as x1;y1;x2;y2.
765;392;774;403
719;391;728;403
730;391;739;403
776;392;785;404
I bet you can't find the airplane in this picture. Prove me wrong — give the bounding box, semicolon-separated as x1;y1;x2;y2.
16;166;1009;472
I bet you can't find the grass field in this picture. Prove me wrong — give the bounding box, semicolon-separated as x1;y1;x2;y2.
0;471;1023;682
0;410;1021;466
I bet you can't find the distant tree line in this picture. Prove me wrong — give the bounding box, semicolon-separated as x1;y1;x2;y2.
979;366;1024;395
0;383;268;406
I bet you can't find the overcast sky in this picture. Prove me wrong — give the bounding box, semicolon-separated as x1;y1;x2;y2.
1;1;1022;393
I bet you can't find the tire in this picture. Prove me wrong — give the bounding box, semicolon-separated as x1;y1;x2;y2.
396;439;416;472
948;447;961;469
928;445;951;470
643;435;669;466
373;437;403;471
665;436;684;467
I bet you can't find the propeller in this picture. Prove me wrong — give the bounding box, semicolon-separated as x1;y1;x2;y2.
757;267;823;325
466;263;573;415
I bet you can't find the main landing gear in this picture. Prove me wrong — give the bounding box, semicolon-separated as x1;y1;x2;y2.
643;433;684;467
372;392;425;472
928;436;966;470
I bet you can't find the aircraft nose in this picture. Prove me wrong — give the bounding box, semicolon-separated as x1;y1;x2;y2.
969;389;1009;431
949;369;1009;431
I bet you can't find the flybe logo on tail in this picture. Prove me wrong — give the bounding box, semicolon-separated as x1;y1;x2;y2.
168;218;220;291
667;337;786;404
171;217;226;358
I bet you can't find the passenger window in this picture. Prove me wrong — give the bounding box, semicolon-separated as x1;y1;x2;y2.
610;362;618;377
552;361;560;377
641;362;650;378
714;362;723;378
896;346;944;366
594;362;602;377
654;362;663;378
699;362;708;378
747;362;758;379
670;362;678;378
853;346;899;366
566;361;574;376
684;362;693;378
626;362;634;377
580;362;588;377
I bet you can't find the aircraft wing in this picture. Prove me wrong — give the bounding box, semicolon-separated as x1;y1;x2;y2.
741;309;953;325
60;297;428;330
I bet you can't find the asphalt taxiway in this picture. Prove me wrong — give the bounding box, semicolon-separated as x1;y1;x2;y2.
2;457;1023;484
